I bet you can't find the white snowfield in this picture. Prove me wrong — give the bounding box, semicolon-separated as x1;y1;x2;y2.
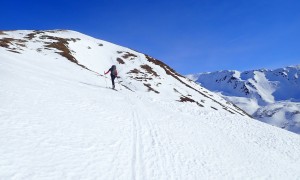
1;30;300;179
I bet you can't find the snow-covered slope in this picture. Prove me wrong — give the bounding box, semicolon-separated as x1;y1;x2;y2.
187;66;300;134
1;30;300;179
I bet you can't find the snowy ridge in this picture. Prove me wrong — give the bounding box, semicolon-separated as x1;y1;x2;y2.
1;30;300;179
187;66;300;134
0;30;247;116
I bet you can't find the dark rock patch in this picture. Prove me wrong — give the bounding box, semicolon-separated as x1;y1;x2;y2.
120;51;137;60
42;35;88;69
140;64;159;77
25;30;45;40
0;38;13;48
128;68;140;74
0;38;27;52
117;58;125;64
178;96;204;107
211;106;218;111
8;50;21;54
174;88;204;107
144;83;159;94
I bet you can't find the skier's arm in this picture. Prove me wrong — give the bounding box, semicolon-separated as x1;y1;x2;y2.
104;68;111;75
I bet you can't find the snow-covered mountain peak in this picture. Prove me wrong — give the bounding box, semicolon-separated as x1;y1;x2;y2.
188;66;300;134
0;30;248;116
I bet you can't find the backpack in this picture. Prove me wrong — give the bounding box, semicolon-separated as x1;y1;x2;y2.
111;65;117;76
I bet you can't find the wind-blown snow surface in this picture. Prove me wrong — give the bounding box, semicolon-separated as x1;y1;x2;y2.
1;30;300;179
187;67;300;134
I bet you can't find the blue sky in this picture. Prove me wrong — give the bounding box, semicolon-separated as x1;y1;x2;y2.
1;0;300;74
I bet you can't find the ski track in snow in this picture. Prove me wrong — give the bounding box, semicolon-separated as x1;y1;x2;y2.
128;94;173;180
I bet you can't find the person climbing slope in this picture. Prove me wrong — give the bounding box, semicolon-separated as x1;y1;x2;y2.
104;65;118;89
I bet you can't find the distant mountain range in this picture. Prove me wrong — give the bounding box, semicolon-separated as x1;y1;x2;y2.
187;66;300;134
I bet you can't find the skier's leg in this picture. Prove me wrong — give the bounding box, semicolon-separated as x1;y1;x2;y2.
111;75;116;89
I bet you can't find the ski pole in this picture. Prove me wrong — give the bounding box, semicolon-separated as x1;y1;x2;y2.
117;76;122;90
104;71;107;88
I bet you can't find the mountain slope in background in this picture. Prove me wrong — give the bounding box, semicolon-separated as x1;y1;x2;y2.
1;30;300;179
187;66;300;134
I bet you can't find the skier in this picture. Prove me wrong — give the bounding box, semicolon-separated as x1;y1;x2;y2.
104;65;118;89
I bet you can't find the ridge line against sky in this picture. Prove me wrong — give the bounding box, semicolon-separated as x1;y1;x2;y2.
1;0;300;74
